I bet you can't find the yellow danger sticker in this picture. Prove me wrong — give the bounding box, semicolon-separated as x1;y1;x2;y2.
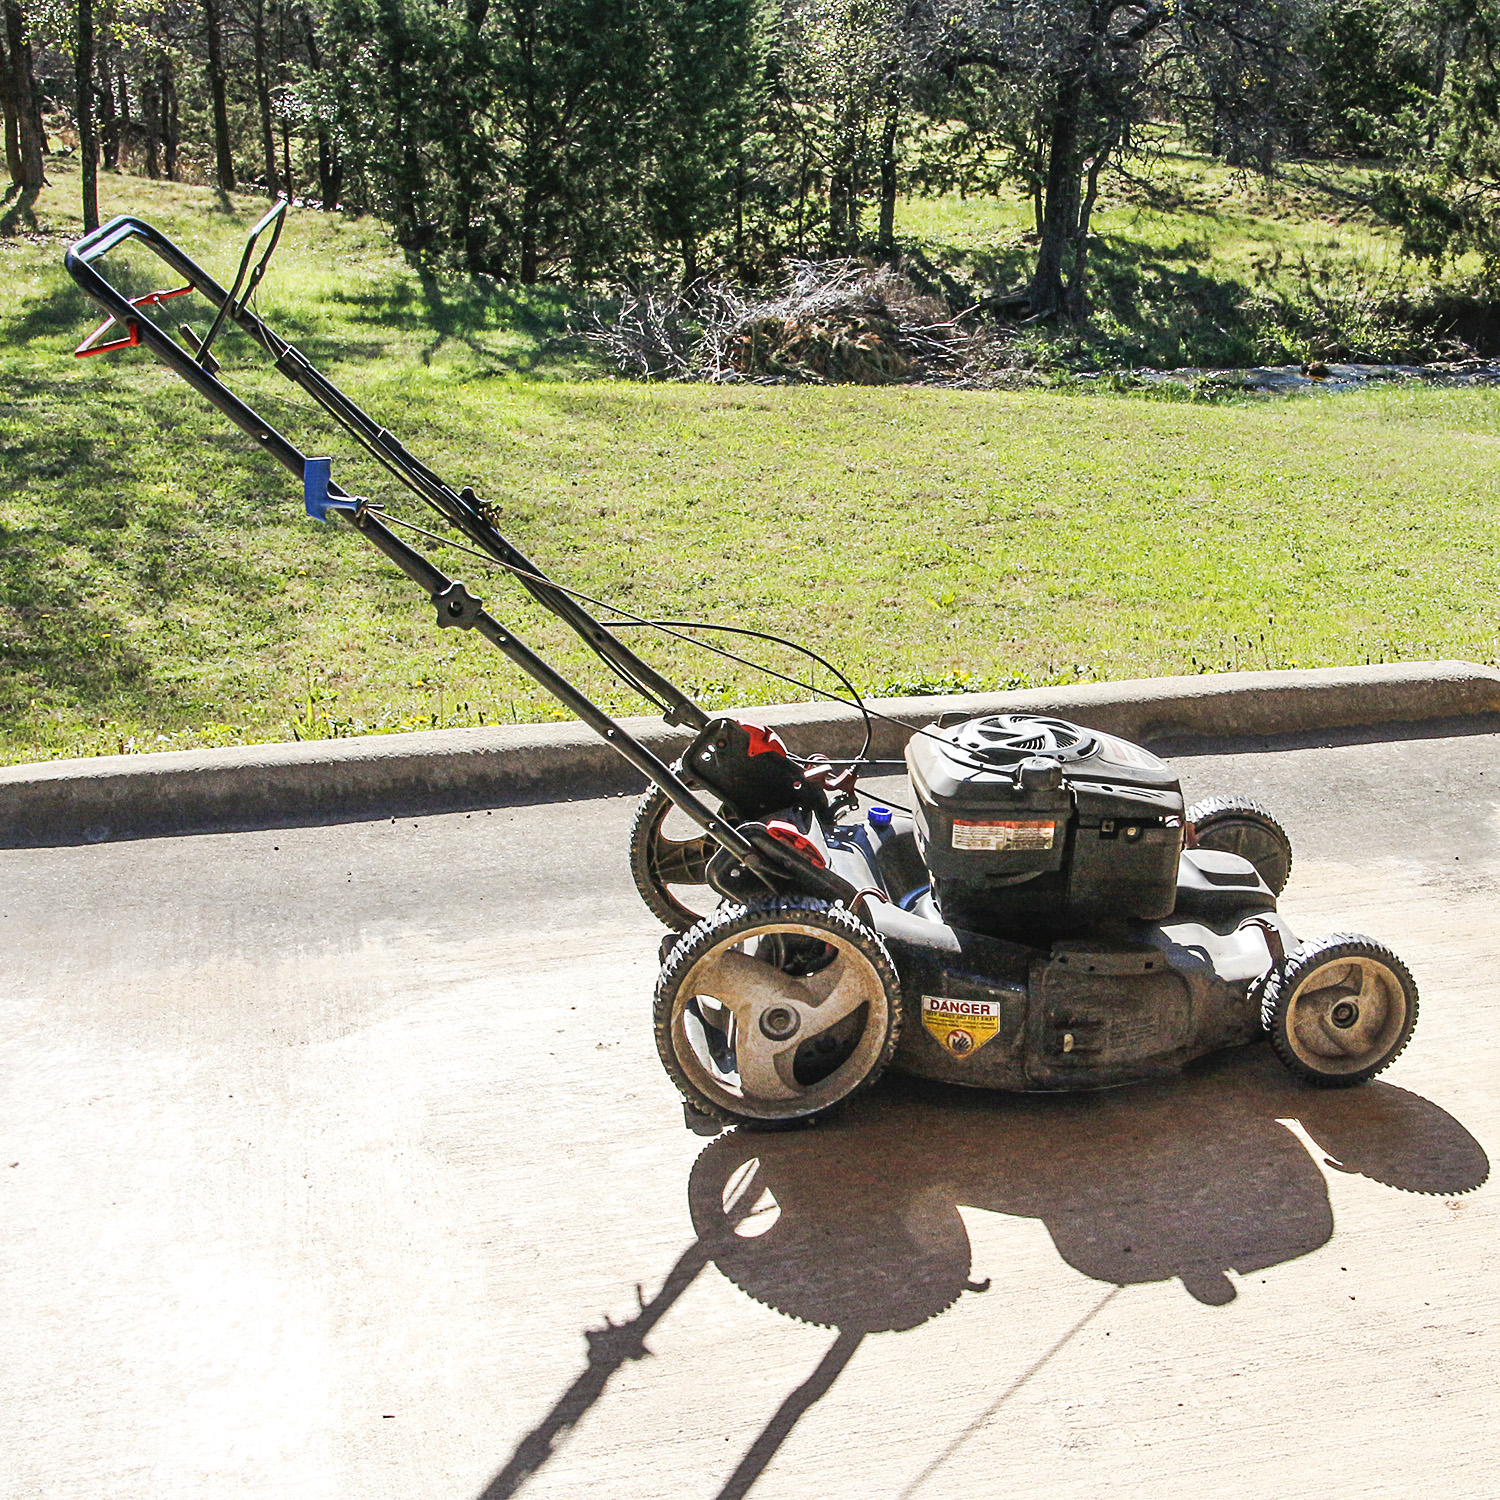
922;994;1002;1058
951;819;1055;852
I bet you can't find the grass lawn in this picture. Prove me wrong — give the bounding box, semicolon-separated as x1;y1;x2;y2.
2;165;1499;765
898;153;1454;368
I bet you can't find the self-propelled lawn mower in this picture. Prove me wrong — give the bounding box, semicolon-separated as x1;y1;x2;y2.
64;204;1420;1128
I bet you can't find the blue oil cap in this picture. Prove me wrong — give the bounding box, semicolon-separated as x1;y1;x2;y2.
867;806;892;828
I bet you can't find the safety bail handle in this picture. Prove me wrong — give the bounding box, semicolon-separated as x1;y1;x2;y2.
73;283;195;357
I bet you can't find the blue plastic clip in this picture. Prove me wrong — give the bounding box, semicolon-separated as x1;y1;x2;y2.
303;457;357;522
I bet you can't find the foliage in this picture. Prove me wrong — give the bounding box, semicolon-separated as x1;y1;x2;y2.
1367;2;1500;285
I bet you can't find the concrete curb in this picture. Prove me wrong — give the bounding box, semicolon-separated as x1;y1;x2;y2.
3;660;1498;847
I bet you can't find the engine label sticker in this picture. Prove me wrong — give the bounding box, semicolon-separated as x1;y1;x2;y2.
922;995;1002;1058
951;819;1056;851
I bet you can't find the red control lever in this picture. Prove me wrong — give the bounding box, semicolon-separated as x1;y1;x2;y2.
74;283;195;357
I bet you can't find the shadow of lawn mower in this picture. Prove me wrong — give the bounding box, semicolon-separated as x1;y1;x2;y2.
65;204;1421;1130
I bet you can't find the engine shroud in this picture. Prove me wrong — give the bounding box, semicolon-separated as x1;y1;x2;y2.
906;713;1186;936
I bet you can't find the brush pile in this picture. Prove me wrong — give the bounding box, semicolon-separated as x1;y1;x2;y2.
586;261;1003;385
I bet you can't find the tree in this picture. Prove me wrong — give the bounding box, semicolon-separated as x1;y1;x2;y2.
202;0;235;187
2;0;47;193
637;0;759;280
917;0;1304;318
768;0;912;256
77;0;100;227
316;0;761;280
1361;1;1500;282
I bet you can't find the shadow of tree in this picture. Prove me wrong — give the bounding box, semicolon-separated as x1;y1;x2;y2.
325;268;597;377
478;1046;1487;1498
905;221;1265;368
0;185;41;237
0;358;300;744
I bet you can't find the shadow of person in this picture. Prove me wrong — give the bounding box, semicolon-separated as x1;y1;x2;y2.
476;1049;1486;1499
690;1047;1489;1327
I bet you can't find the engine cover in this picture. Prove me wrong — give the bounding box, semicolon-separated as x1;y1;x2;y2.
906;713;1185;936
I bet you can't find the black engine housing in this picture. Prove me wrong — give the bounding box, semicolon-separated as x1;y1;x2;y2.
906;713;1185;938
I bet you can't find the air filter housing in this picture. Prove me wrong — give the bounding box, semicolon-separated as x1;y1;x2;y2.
906;713;1185;936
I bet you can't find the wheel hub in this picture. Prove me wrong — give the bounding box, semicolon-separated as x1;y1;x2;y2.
760;1005;801;1041
1330;999;1359;1029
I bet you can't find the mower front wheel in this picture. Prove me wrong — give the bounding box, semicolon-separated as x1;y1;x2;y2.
655;898;902;1127
1261;934;1418;1086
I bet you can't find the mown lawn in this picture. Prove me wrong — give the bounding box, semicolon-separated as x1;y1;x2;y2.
2;166;1499;765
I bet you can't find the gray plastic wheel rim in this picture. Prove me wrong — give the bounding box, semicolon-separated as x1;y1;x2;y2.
670;919;890;1120
1283;955;1408;1075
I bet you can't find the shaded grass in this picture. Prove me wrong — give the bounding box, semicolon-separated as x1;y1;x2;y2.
895;154;1472;368
4;166;1500;764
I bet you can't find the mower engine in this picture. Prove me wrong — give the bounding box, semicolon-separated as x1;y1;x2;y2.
907;714;1183;938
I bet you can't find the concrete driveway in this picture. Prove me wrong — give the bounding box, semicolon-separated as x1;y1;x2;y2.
2;723;1496;1499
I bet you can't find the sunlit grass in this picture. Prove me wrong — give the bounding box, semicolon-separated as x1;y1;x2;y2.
3;164;1499;765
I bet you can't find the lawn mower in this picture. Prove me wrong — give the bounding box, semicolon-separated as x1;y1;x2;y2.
64;203;1420;1128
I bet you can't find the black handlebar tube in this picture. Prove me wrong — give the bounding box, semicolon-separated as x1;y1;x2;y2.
59;214;778;867
64;212;709;732
350;505;766;867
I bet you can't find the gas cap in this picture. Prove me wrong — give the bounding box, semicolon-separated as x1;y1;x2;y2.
1017;755;1064;791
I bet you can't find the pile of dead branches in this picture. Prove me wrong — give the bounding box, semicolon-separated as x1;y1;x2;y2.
585;261;1004;385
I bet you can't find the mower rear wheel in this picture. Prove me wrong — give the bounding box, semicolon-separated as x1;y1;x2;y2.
655;898;902;1126
630;785;721;931
1261;934;1418;1086
1187;795;1293;895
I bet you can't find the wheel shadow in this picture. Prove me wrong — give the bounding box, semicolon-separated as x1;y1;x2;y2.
477;1046;1487;1497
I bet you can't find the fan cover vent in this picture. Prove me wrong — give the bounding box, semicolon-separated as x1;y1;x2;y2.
949;713;1097;765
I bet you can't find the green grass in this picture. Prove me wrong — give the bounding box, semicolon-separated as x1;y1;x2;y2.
3;164;1500;765
896;153;1465;368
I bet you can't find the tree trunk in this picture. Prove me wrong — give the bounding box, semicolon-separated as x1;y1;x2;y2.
316;126;336;208
1063;147;1107;321
877;90;899;258
0;17;20;187
96;36;117;169
375;0;424;246
76;0;99;229
519;198;537;281
2;0;46;190
301;7;338;210
203;0;236;189
732;149;744;276
251;0;279;194
1027;80;1083;318
161;54;179;179
115;56;130;154
142;68;160;179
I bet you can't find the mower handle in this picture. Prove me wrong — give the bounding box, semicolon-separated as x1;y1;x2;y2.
64;207;329;493
63;208;708;736
59;209;792;879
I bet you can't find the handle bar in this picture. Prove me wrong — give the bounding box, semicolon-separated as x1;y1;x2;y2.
63;203;347;500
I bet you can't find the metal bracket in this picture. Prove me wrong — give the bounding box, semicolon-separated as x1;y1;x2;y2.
303;457;358;523
433;580;483;628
